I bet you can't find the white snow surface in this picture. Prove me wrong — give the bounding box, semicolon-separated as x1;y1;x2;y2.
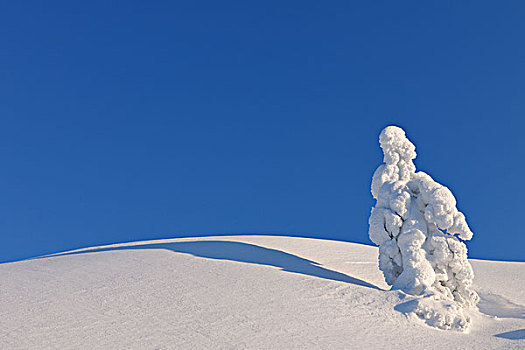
1;235;524;349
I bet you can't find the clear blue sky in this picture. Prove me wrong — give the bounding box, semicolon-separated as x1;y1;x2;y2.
1;1;524;263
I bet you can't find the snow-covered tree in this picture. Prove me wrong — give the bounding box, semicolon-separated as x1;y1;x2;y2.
369;126;478;330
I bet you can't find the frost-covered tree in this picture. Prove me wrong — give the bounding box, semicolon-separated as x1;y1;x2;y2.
369;126;479;330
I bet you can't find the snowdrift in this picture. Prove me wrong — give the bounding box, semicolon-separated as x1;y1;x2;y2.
1;235;523;349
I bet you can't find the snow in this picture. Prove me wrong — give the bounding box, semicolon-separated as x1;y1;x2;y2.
1;235;523;349
369;126;479;330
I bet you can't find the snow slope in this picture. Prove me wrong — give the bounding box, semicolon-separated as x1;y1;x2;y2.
1;236;523;349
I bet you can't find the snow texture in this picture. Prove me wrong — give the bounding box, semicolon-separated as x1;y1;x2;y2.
1;236;523;349
369;126;479;331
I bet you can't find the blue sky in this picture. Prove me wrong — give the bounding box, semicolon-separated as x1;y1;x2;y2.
1;1;524;263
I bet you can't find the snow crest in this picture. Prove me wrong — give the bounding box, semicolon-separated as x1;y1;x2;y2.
369;126;478;331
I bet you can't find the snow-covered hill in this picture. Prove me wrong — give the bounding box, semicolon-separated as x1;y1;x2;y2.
1;236;523;349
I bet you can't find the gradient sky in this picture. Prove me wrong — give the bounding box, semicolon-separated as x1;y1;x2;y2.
1;1;524;263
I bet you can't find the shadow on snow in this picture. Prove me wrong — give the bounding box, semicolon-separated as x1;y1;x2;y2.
46;240;382;290
494;329;525;340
